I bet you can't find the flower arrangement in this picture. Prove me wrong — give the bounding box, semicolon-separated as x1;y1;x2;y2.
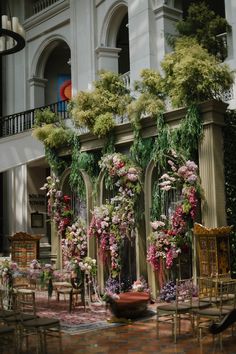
27;259;42;282
0;259;19;288
159;281;176;302
89;153;142;278
61;218;88;265
147;217;181;270
132;276;149;293
147;154;202;272
78;257;97;277
40;175;74;237
40;263;54;297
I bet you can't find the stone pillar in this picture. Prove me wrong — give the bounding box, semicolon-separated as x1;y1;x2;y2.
128;0;157;83
28;77;48;108
70;0;95;92
153;0;183;71
198;100;228;227
95;47;121;73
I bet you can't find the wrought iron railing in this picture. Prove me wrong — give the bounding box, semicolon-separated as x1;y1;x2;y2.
0;100;69;138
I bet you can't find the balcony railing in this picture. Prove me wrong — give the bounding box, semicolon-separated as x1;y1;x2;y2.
32;0;61;15
0;100;69;138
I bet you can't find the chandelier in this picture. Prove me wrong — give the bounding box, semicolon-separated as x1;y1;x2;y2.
0;7;25;55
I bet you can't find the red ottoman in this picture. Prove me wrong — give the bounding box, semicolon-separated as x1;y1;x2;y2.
108;292;150;319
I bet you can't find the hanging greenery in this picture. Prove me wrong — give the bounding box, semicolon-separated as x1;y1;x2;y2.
69;134;86;200
172;105;203;160
45;146;68;176
224;110;236;275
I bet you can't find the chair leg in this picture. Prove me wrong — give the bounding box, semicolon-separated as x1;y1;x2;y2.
174;314;177;343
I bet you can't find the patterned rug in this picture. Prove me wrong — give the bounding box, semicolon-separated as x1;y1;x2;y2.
35;291;156;334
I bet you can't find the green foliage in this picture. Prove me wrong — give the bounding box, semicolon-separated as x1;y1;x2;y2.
224;110;236;275
69;135;85;199
152;113;172;168
130;134;154;170
44;127;72;148
172;105;203;160
127;69;165;129
176;1;231;61
161;37;234;108
93;112;115;138
71;71;131;137
34;108;57;126
32;108;72;149
45;146;68;176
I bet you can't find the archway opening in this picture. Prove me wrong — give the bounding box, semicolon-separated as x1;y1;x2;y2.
44;41;71;105
116;13;130;75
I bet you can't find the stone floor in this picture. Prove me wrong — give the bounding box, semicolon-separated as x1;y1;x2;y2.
23;318;236;354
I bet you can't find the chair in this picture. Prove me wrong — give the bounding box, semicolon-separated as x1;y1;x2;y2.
0;325;17;354
12;289;62;354
194;279;236;349
156;278;194;343
53;279;85;312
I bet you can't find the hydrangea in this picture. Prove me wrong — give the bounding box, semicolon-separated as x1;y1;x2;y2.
159;281;176;302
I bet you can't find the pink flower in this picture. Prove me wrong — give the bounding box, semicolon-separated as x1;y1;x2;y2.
150;221;165;230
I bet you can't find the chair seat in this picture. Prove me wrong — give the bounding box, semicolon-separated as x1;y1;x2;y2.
5;313;36;323
191;301;211;309
23;317;60;328
196;307;230;317
0;309;19;318
157;302;192;312
0;326;15;334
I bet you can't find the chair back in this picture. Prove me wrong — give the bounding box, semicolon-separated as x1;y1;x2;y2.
15;289;37;316
176;278;194;308
197;276;214;303
217;280;236;310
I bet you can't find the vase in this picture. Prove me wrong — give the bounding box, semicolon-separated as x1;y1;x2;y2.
108;292;150;319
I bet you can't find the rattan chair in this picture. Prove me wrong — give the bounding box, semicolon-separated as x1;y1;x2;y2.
156;278;194;343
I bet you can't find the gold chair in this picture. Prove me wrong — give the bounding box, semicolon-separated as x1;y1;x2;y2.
0;324;17;354
12;289;62;354
53;279;85;312
194;279;236;349
156;278;194;343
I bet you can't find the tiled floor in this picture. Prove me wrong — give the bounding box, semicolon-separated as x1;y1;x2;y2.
46;318;235;354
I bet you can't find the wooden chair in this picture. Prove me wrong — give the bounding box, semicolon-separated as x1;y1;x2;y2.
12;289;62;354
156;278;194;343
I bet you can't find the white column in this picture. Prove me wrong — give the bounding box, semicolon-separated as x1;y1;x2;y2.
198;101;228;227
28;77;48;109
153;1;182;71
128;0;157;83
70;0;96;93
95;47;121;73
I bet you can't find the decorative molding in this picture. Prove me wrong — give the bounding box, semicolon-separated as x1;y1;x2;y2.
24;0;70;31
